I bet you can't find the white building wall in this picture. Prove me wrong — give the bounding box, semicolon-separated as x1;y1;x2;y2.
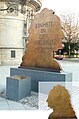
0;49;24;65
0;0;42;65
0;15;25;65
0;16;24;48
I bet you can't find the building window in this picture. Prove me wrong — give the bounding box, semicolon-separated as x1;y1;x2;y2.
11;50;15;58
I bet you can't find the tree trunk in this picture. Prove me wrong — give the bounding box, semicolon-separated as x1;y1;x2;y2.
68;44;71;58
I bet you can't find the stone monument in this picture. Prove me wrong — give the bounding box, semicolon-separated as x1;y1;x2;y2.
20;8;64;72
10;8;72;92
47;85;77;119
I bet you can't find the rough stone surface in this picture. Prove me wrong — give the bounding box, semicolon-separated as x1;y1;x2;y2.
47;85;77;118
20;8;64;71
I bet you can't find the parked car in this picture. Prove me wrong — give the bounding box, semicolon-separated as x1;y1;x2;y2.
54;55;63;60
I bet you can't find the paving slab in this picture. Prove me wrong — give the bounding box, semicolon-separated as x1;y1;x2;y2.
0;97;6;101
7;100;26;110
0;100;9;110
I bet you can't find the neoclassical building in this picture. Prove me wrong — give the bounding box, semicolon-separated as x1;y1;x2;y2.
0;0;42;65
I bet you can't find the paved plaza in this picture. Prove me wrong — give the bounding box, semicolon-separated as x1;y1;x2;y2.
0;60;79;118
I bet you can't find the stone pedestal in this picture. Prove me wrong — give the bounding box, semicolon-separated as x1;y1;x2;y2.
6;75;31;101
10;68;72;92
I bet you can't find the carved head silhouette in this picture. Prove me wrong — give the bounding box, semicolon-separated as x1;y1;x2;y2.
47;84;76;118
47;85;70;109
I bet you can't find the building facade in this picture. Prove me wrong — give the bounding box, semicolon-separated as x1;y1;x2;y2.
0;0;42;65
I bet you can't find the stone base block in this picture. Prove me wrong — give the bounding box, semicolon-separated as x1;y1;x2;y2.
6;75;31;101
10;68;72;92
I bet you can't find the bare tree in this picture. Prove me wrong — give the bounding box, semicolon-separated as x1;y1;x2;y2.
60;12;79;57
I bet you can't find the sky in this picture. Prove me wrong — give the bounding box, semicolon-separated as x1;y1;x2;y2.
41;0;79;16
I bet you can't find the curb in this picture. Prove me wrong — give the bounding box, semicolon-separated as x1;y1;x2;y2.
63;58;79;62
